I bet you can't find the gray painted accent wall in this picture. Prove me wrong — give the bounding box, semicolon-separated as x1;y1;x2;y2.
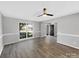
42;13;79;35
1;12;79;49
41;13;79;49
2;16;41;45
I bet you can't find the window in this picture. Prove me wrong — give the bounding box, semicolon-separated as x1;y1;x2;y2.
26;23;33;38
19;23;33;39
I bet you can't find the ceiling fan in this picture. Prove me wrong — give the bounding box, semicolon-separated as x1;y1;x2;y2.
37;8;54;17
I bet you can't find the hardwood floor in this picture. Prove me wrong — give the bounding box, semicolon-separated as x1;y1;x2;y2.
0;37;79;58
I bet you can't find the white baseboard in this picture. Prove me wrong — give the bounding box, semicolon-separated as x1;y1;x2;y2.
0;36;3;55
57;32;79;49
0;46;3;55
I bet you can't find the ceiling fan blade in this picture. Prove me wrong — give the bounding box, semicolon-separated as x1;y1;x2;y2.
37;8;54;17
46;14;53;16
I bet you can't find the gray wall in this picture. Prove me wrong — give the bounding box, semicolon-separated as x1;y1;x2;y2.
42;13;79;35
0;13;3;55
2;16;41;45
41;21;57;37
41;13;79;49
40;22;47;37
2;12;79;49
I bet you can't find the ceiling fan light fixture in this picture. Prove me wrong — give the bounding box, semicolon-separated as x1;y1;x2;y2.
43;14;47;16
37;8;54;17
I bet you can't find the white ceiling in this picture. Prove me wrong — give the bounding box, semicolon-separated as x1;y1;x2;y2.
0;1;79;22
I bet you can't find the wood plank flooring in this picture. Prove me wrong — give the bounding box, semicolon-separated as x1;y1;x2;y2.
0;37;79;58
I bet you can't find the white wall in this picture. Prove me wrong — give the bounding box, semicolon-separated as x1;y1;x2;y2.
2;16;41;45
41;13;79;49
0;13;3;55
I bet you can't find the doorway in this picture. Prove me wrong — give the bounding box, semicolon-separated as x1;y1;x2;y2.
46;23;57;42
50;25;54;36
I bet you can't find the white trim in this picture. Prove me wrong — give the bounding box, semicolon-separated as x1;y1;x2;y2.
3;33;41;45
57;32;79;37
57;42;79;49
3;33;19;36
57;32;79;49
0;36;1;38
0;36;3;55
0;46;3;55
0;35;3;38
0;35;2;39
